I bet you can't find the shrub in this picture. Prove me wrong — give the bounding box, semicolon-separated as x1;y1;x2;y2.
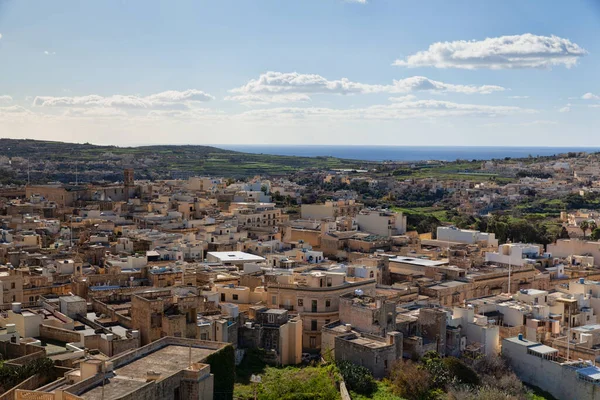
389;360;433;400
337;361;377;396
442;357;480;386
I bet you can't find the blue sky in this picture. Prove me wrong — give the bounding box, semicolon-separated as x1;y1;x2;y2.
1;0;599;146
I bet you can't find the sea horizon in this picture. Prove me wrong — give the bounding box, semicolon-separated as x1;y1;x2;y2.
216;145;600;162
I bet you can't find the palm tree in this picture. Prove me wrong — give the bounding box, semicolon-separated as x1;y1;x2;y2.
590;221;598;239
580;220;590;238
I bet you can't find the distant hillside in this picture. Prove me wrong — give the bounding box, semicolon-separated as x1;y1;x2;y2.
0;139;368;184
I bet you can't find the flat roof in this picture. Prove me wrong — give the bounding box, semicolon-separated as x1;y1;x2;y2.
577;366;600;381
390;257;448;267
529;344;559;355
519;289;547;296
207;251;265;262
428;281;468;290
504;336;539;347
573;324;600;332
80;345;217;400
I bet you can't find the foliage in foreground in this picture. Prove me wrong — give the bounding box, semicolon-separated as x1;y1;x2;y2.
387;352;549;400
337;360;377;396
234;363;341;400
0;357;54;393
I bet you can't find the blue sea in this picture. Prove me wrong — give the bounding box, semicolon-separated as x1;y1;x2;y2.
217;145;600;162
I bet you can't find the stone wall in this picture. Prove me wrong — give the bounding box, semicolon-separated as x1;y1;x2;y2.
503;339;600;400
334;333;401;379
39;325;83;345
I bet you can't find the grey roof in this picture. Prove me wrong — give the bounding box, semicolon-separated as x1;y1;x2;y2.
529;344;558;355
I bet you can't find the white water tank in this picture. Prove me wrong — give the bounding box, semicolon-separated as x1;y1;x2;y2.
11;303;21;313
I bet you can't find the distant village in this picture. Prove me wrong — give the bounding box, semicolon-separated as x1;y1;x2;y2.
3;155;600;399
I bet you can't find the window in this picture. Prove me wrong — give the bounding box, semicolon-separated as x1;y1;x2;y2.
200;333;208;340
298;299;303;307
325;300;331;308
268;314;275;324
233;294;238;301
272;296;277;305
311;320;317;331
370;271;375;278
151;314;162;328
221;293;225;302
29;296;34;303
311;300;318;312
10;282;15;289
309;336;317;348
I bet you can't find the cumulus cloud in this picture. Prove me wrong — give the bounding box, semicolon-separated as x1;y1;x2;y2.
0;105;33;116
32;89;214;110
228;71;505;104
63;108;128;118
346;0;367;3
0;34;2;40
0;95;13;105
235;98;535;122
582;92;600;100
44;51;56;56
393;34;587;70
224;93;312;106
509;95;529;99
558;106;571;113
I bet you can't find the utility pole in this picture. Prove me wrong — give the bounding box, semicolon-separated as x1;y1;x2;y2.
508;258;512;295
566;305;571;362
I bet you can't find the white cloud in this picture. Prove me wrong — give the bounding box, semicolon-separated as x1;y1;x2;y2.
0;95;13;105
63;108;128;118
228;71;505;104
345;0;367;3
520;120;558;126
0;34;2;40
32;89;214;110
509;95;529;99
224;93;311;106
589;105;600;109
235;99;535;122
388;95;417;102
558;106;570;113
0;106;33;116
394;34;587;70
582;92;600;100
44;51;56;56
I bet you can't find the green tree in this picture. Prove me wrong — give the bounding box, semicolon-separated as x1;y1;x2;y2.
580;220;590;238
337;361;377;396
